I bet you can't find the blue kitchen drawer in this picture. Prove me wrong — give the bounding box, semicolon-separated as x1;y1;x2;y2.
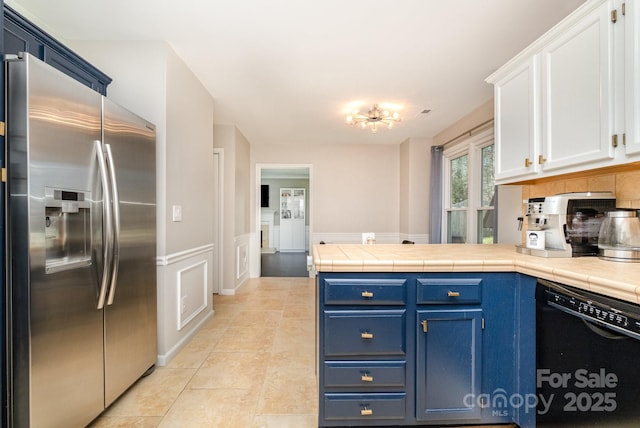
324;310;406;356
324;393;406;421
417;278;482;304
323;278;407;305
324;361;406;388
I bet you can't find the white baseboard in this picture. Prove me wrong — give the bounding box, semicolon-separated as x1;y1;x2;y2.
156;310;214;366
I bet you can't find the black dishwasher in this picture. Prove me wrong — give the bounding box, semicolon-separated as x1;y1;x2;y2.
536;279;640;427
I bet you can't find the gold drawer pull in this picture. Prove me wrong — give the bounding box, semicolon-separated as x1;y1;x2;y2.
361;291;374;298
361;408;373;416
448;291;460;297
361;374;374;382
361;332;374;339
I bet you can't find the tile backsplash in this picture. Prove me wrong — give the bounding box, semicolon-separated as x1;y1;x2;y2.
520;162;640;208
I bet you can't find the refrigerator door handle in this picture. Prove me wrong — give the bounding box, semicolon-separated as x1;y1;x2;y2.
105;143;121;305
95;140;114;310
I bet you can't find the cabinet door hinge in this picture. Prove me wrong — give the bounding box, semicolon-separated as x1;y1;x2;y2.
481;318;485;330
611;8;618;23
612;134;619;148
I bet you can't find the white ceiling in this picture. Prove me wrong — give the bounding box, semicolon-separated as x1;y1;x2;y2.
10;0;586;145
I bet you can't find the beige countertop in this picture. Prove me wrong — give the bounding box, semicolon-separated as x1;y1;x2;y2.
312;244;640;304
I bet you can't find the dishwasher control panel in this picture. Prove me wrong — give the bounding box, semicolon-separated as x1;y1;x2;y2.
546;288;640;340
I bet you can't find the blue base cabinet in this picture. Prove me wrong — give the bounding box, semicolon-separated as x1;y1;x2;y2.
317;272;536;427
416;308;483;422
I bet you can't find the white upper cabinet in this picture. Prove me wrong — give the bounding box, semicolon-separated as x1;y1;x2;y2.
539;1;615;172
493;56;540;182
625;0;640;156
487;0;636;184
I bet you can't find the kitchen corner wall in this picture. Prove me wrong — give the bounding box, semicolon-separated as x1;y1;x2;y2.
400;137;431;243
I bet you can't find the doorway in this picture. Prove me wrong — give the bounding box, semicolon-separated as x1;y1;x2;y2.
256;165;312;277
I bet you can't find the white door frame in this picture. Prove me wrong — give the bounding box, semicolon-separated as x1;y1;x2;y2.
253;163;313;277
212;148;224;294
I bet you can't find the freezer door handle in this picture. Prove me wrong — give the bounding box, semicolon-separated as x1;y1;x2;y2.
95;140;114;310
105;143;121;305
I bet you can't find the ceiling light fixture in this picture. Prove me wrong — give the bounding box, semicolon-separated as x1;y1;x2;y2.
346;104;401;133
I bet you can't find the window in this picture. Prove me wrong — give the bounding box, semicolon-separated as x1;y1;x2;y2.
443;128;495;244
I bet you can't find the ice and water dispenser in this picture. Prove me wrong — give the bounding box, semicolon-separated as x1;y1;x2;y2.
44;187;92;273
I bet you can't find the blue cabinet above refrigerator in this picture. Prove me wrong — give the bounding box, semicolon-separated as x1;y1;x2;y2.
3;4;112;95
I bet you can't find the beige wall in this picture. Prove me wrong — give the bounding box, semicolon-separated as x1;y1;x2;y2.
251;143;400;235
234;128;251;236
400;138;430;237
165;47;216;253
433;100;494;147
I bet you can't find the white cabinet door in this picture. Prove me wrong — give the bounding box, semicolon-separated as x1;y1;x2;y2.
279;188;306;251
493;56;540;183
625;0;640;157
540;1;615;172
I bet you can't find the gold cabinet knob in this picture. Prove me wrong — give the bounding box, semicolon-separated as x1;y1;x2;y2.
361;408;373;416
361;373;374;382
447;291;460;297
361;291;374;298
525;158;532;167
360;332;373;339
538;155;547;164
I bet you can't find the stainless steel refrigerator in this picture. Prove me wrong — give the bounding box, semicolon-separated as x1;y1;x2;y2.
6;53;157;427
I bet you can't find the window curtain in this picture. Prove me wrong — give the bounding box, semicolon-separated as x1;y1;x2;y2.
429;145;444;243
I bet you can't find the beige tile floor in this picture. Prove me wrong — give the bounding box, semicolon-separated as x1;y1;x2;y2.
90;276;318;428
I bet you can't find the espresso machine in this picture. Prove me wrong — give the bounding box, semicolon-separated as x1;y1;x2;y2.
517;192;616;257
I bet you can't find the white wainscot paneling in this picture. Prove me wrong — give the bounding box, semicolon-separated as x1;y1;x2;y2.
156;244;214;366
237;241;249;279
229;233;251;294
177;260;208;330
